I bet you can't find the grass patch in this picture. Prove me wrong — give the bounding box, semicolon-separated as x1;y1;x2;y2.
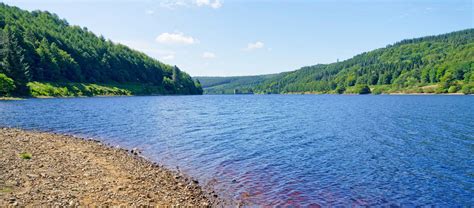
25;82;170;97
19;152;32;160
0;187;13;194
0;97;24;100
27;82;133;97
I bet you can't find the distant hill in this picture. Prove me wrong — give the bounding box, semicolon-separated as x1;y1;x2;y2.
0;3;202;97
194;74;278;94
196;29;474;94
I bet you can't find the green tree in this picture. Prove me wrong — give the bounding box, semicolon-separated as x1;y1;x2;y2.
172;65;180;83
335;85;346;94
346;74;356;86
447;85;458;93
49;42;81;81
0;73;15;96
0;3;203;96
35;38;60;80
194;79;203;94
461;84;473;94
0;26;30;93
437;72;455;93
162;77;175;93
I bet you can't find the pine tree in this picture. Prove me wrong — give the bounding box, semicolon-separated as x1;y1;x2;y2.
172;65;180;83
0;26;30;93
194;79;203;94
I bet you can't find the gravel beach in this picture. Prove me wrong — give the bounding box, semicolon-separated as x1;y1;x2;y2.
0;128;221;206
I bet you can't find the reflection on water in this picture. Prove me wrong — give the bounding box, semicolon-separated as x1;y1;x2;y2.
1;95;473;206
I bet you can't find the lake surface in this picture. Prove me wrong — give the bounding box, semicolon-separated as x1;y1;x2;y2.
1;95;473;206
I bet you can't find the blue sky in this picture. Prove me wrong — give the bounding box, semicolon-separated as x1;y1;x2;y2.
3;0;473;76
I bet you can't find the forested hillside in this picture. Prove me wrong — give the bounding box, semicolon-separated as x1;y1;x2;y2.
198;29;473;94
194;74;278;94
0;4;202;97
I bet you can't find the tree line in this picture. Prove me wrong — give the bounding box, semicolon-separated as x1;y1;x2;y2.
253;29;473;94
197;29;473;95
0;3;202;96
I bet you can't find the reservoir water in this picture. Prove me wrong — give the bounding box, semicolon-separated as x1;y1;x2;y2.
1;95;473;206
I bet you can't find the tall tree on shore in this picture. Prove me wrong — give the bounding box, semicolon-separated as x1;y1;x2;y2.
0;26;30;93
172;66;181;83
194;79;203;94
0;73;15;96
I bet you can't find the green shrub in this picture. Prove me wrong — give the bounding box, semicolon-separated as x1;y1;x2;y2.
0;73;16;96
414;87;424;93
448;85;458;93
335;85;346;94
435;85;448;93
19;152;32;159
27;82;134;97
461;84;473;94
371;85;391;94
422;85;436;93
371;88;382;95
354;84;371;94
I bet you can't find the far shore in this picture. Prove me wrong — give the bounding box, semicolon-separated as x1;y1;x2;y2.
0;97;25;100
1;92;471;100
384;92;466;95
0;128;224;206
280;92;468;95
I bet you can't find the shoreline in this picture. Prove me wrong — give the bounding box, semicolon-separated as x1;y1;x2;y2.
1;92;471;100
0;128;223;206
203;92;470;95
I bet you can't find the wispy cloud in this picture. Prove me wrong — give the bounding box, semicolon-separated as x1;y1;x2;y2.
195;0;221;9
162;54;175;60
202;52;216;59
158;0;222;9
145;9;155;15
245;41;265;51
155;32;198;45
159;0;189;9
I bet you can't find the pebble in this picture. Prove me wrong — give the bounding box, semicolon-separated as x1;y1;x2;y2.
0;128;224;206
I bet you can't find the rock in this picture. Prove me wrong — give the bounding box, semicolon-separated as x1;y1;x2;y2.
26;174;39;178
131;148;141;155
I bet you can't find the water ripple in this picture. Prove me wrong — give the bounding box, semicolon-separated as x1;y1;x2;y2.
0;95;473;206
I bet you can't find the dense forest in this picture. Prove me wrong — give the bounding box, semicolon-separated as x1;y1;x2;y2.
0;4;202;97
194;74;278;94
197;29;474;94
